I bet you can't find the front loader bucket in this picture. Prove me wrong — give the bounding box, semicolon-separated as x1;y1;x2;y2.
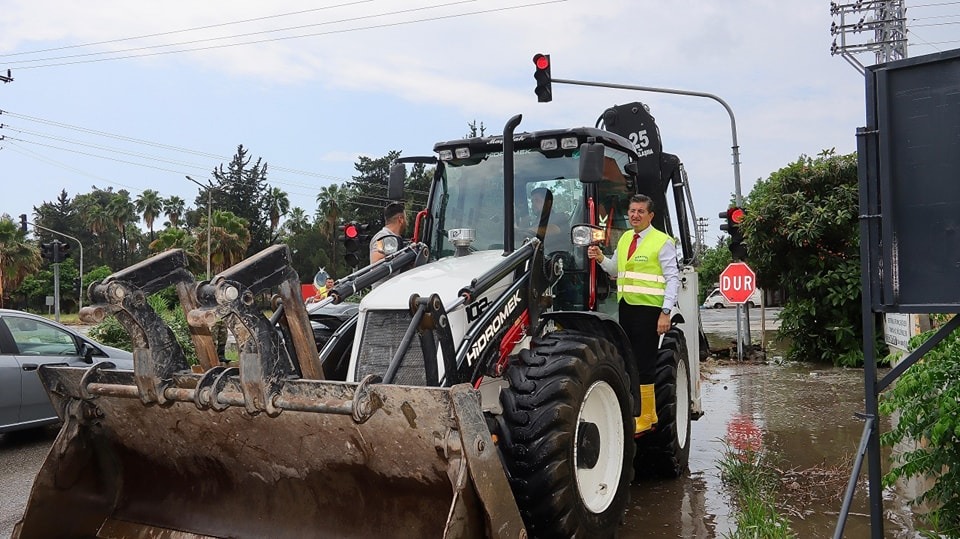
14;245;524;538
14;370;521;538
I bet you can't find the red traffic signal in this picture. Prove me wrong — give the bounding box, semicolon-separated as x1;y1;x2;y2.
533;53;552;103
344;223;359;239
728;207;745;225
719;206;747;261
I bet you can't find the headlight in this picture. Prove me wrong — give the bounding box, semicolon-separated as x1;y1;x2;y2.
571;224;606;246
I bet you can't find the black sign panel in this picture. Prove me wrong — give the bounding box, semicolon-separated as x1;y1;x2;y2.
866;48;960;310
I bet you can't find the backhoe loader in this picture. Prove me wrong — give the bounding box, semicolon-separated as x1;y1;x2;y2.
14;104;704;538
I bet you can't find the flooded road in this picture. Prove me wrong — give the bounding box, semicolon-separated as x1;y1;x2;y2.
621;358;920;538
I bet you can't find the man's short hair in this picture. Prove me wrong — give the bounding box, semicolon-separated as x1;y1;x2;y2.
629;194;655;213
384;202;405;223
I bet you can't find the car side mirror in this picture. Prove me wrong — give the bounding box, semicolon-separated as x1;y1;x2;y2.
80;342;96;364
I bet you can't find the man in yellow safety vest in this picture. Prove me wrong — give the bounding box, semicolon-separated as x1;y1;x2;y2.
587;194;680;435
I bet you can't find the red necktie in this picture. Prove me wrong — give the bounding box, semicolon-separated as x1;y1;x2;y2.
627;233;640;258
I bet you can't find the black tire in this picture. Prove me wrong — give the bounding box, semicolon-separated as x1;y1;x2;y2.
746;301;756;308
713;303;724;309
634;328;692;479
499;329;635;538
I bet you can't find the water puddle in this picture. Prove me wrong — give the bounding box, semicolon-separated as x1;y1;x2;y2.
620;358;921;538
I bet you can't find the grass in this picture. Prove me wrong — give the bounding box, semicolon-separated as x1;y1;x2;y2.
40;312;81;325
719;444;797;539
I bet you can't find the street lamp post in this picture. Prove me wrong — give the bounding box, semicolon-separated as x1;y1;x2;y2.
186;176;213;278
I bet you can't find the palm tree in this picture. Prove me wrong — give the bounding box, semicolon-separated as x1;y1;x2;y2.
265;187;290;236
0;217;40;308
136;189;163;241
106;192;137;264
284;207;310;236
202;210;251;273
82;204;112;260
316;184;346;270
163;196;186;229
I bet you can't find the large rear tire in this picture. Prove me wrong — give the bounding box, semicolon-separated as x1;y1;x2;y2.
499;330;635;538
634;328;692;479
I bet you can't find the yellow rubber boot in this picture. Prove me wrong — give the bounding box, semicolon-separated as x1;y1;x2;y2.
634;384;659;436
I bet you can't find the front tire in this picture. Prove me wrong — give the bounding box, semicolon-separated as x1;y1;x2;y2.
500;330;634;538
635;328;692;479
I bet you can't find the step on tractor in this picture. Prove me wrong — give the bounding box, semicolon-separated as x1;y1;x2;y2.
14;103;706;539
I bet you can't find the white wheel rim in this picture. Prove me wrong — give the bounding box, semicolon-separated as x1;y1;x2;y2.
574;380;624;514
676;358;690;449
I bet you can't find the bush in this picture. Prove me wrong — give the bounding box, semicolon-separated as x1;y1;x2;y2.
880;317;960;536
744;151;876;365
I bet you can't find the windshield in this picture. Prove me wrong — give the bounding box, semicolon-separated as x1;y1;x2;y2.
429;149;587;258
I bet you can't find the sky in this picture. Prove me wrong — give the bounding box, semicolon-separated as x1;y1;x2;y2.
1;0;957;241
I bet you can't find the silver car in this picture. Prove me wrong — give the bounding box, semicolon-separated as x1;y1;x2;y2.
0;309;133;434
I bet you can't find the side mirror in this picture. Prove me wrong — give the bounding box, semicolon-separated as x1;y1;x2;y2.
578;142;606;184
388;163;406;201
79;342;96;364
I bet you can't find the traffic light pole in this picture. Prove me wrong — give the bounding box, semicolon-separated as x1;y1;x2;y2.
25;221;84;311
548;77;743;205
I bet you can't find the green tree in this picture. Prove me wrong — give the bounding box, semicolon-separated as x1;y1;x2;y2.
265;187;290;237
210;145;272;255
316;183;347;271
0;216;40;308
744;150;866;365
74;188;120;267
342;151;401;226
106;191;138;265
282;207;310;237
148;228;202;272
696;236;732;301
195;210;251;274
135;189;164;241
163;196;186;229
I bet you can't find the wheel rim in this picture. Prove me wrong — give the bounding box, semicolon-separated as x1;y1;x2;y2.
675;358;690;450
574;380;624;514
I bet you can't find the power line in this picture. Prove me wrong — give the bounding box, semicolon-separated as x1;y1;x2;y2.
4;1;475;67
0;0;375;58
10;1;565;70
1;109;348;181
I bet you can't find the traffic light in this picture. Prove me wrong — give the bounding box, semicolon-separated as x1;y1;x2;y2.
55;241;71;262
73;277;82;297
356;223;373;243
719;206;747;260
40;242;54;261
533;53;552;103
341;222;362;267
19;214;27;233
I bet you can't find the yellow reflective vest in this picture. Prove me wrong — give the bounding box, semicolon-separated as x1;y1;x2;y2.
615;227;670;306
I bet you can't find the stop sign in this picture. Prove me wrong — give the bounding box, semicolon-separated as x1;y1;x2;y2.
719;262;757;304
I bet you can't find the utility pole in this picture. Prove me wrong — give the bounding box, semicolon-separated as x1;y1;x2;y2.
830;0;907;74
0;69;12;83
